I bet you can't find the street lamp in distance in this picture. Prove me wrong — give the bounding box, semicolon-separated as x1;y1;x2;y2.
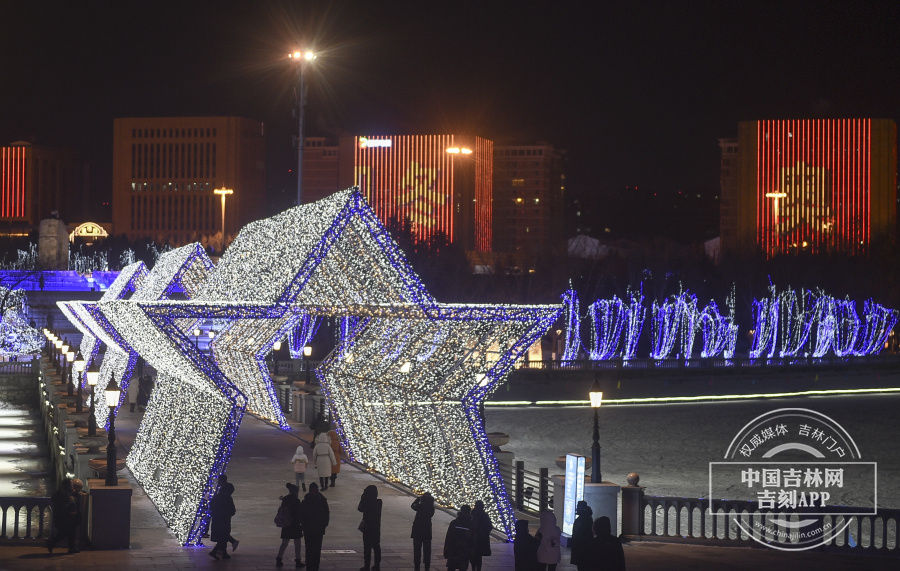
590;380;603;483
86;364;100;436
288;48;317;206
213;187;234;244
72;353;85;413
104;378;122;486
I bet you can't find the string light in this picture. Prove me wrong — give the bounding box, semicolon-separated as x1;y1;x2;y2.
60;188;560;545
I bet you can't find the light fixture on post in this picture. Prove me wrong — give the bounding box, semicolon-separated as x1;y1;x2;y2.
193;327;201;349
589;379;603;483
72;353;86;413
86;364;100;436
213;187;234;242
303;345;312;385
64;349;74;395
105;378;122;486
288;48;317;205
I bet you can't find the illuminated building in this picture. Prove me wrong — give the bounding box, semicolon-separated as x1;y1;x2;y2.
112;117;265;244
721;118;897;257
0;141;90;234
493;143;566;267
338;134;493;252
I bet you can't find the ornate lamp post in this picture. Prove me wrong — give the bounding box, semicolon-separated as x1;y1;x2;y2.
193;327;201;350
288;49;317;206
86;365;100;437
589;380;603;483
104;378;121;486
72;354;86;413
54;339;63;374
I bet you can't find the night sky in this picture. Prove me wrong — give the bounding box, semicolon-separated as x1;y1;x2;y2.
2;1;898;218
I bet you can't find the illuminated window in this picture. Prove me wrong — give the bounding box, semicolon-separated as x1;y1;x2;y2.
511;178;525;187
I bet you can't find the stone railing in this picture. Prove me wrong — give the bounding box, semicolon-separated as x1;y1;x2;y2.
0;497;52;543
636;493;900;555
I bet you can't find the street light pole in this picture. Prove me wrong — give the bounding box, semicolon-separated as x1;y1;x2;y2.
289;49;317;206
213;187;233;242
105;378;121;487
589;380;603;483
86;366;99;437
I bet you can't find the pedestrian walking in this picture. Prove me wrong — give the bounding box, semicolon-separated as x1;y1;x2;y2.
209;476;237;560
587;516;625;571
569;501;593;570
513;519;539;571
291;444;309;491
328;429;342;487
469;500;493;571
300;482;330;571
443;504;474;571
535;511;561;571
411;492;435;571
357;484;382;570
276;483;304;568
313;433;336;490
47;478;78;554
127;376;139;412
71;479;90;549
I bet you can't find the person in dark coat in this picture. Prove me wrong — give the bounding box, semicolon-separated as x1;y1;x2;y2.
300;482;330;571
276;483;304;567
209;480;237;559
587;516;625;571
358;484;383;570
411;492;435;571
443;504;474;571
47;478;78;553
469;500;493;571
570;501;593;570
513;519;539;571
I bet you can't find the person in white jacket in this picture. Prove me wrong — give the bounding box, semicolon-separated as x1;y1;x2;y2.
290;445;309;491
313;433;336;490
536;510;561;570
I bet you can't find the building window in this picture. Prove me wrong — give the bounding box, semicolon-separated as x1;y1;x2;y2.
511;178;525;187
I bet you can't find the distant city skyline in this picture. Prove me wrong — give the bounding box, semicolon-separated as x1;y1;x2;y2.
2;1;898;224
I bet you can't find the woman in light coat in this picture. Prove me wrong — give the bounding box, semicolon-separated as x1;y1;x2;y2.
535;510;561;570
291;445;309;491
313;433;336;490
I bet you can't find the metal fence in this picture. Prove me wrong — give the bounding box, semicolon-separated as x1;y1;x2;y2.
0;360;34;375
640;494;900;555
497;460;550;516
519;354;897;371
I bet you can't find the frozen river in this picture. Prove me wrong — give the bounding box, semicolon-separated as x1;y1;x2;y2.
484;394;900;508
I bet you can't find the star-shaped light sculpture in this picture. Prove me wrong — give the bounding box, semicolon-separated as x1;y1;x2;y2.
60;189;561;545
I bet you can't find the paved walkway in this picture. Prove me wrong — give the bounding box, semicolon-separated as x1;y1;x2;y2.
1;407;896;569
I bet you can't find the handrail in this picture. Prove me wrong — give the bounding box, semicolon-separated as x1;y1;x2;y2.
0;497;52;543
639;494;900;555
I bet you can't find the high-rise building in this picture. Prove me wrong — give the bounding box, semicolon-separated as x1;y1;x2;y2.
0;141;90;235
338;134;493;252
720;118;897;257
112;116;265;244
493;143;566;267
300;137;340;204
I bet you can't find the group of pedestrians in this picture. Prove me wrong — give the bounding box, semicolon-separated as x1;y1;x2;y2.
515;501;625;571
205;434;624;570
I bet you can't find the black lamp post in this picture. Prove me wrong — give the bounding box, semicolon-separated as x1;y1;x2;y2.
86;364;100;436
304;345;312;384
105;378;121;486
589;380;603;483
72;353;85;413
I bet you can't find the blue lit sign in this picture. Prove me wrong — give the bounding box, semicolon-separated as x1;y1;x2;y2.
563;453;585;535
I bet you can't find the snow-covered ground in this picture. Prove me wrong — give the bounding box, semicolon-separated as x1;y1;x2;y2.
485;394;900;508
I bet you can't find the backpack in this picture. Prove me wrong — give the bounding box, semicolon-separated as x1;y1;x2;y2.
274;502;292;528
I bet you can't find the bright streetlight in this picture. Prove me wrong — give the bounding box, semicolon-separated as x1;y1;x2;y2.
288;48;317;206
105;378;121;486
213;187;234;241
590;380;603;483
